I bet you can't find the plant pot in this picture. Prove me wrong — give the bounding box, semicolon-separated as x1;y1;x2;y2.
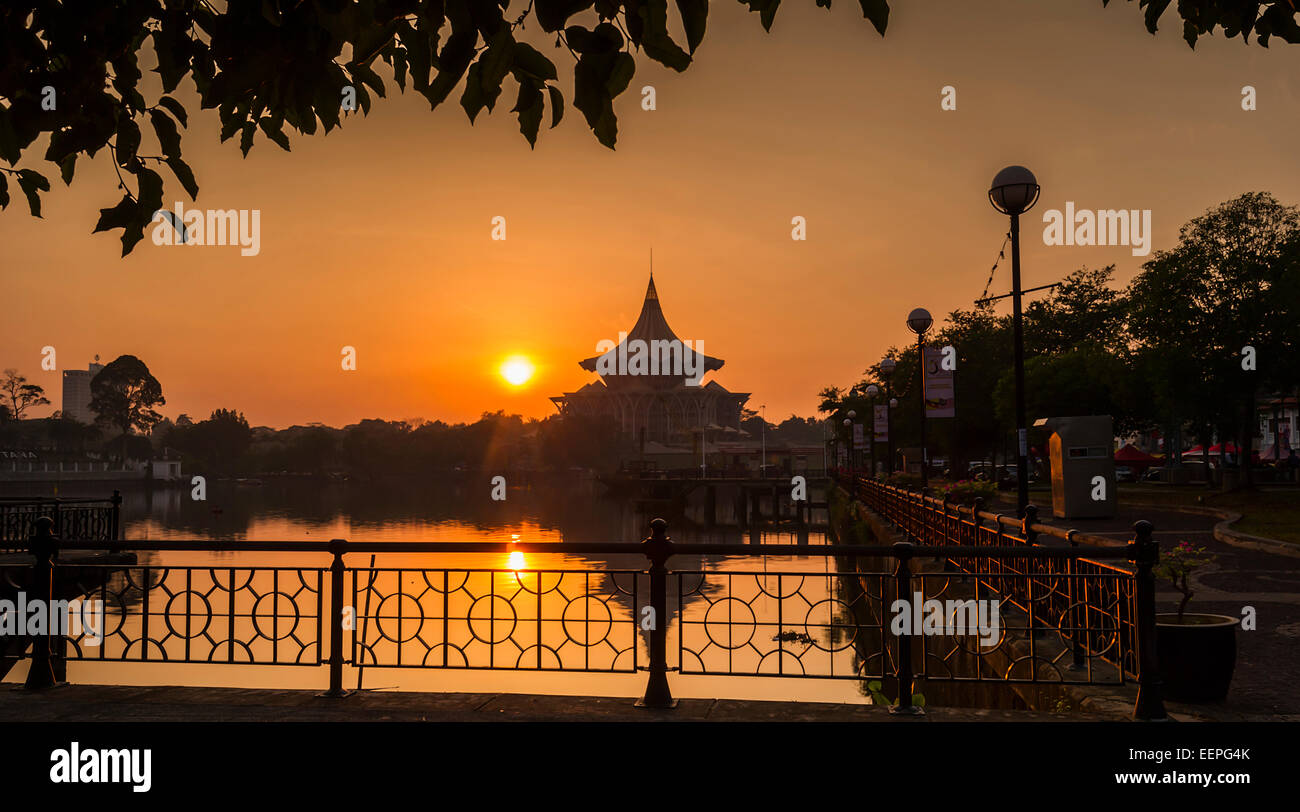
1155;613;1237;702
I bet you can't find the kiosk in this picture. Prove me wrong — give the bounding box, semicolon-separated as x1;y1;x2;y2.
1033;416;1116;519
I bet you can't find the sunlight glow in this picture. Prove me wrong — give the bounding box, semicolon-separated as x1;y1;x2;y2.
499;356;535;387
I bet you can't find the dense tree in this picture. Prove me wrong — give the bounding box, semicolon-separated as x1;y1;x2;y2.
0;368;50;420
822;192;1300;490
167;407;254;474
89;354;166;459
1125;192;1300;485
2;2;1296;253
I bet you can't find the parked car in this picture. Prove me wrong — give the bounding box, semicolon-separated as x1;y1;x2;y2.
1143;466;1165;482
1114;465;1136;483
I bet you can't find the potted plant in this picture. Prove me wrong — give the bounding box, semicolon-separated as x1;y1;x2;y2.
1154;541;1237;702
937;479;996;505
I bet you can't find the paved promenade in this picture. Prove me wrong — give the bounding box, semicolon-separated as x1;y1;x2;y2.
0;684;1120;723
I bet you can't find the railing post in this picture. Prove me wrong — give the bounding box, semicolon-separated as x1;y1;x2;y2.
1021;504;1039;546
321;538;351;698
890;541;923;715
637;517;677;709
1066;529;1085;669
1131;520;1166;720
109;490;122;551
24;517;60;691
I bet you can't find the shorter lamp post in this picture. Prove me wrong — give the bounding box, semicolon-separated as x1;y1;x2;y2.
906;308;933;488
865;384;880;477
880;357;897;472
843;414;855;480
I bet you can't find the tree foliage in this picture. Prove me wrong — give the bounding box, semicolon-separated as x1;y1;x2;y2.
2;1;1295;254
0;368;50;420
820;192;1300;481
89;354;167;446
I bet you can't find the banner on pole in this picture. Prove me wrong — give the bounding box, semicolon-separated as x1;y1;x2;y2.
923;347;956;418
852;423;865;446
873;405;888;441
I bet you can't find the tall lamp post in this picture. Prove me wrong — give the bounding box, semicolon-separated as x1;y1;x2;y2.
906;308;933;488
989;165;1041;516
879;357;897;472
865;384;880;477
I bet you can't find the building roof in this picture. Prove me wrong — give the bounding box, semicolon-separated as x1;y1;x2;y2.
579;275;725;380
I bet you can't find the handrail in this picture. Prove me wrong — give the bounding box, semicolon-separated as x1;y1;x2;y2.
39;538;1138;559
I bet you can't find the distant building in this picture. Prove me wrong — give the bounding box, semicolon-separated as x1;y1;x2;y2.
61;360;104;424
551;275;750;446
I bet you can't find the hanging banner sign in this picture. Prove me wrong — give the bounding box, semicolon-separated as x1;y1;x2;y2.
873;405;888;441
923;347;956;418
852;423;865;446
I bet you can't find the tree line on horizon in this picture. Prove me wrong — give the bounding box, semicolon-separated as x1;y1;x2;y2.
818;191;1300;488
1;369;826;477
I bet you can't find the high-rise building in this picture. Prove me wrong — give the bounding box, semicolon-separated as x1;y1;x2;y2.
61;359;104;424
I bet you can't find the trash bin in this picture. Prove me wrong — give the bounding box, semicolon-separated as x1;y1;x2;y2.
1033;416;1117;519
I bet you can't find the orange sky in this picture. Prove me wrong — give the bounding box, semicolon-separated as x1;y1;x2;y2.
3;0;1299;428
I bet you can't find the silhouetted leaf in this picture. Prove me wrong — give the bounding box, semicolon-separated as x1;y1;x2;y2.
93;195;139;234
150;110;183;159
511;82;544;146
640;0;691;70
742;0;782;32
0;107;20;165
512;42;558;81
116;120;142;166
536;0;595;32
59;155;76;186
166;156;199;200
258;117;291;151
156;96;189;128
424;29;476;108
15;169;49;217
676;0;708;52
239;121;257;156
0;174;8;209
857;0;889;34
547;85;564;128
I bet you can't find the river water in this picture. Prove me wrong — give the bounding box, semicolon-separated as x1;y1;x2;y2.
13;476;875;704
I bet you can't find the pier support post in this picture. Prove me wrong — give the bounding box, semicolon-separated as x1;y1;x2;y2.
637;518;677;709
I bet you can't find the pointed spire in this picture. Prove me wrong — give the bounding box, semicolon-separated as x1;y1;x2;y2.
645;269;658;301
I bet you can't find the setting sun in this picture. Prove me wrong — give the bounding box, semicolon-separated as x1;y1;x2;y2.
499;356;535;387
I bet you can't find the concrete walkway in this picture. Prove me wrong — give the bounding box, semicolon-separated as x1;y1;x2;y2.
0;683;1119;723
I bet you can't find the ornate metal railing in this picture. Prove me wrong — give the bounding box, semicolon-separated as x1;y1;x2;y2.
0;493;121;552
5;509;1165;719
842;474;1160;712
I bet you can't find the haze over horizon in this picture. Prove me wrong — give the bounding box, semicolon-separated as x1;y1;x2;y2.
4;0;1299;430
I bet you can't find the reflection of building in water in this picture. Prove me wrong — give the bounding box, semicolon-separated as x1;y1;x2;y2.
550;275;749;449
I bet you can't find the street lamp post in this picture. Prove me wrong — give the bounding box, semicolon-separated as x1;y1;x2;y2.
865;384;880;477
760;404;766;478
906;308;933;489
843;413;856;480
989;165;1041;517
880;357;896;472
